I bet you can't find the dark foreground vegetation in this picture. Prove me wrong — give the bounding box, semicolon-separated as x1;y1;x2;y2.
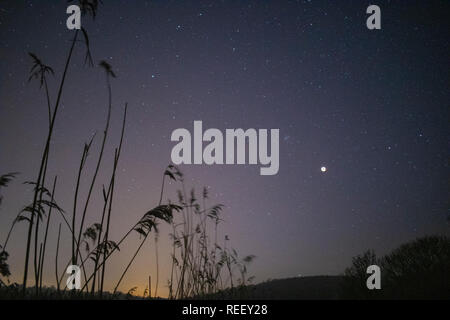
5;235;446;300
197;235;449;300
340;235;450;299
1;235;448;299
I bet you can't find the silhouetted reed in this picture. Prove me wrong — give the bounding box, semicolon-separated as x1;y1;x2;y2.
0;1;254;300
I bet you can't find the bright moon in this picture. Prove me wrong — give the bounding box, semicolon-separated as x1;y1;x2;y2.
321;166;327;172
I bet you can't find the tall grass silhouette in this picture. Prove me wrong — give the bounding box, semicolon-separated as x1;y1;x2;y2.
164;170;256;299
0;1;253;299
0;173;19;284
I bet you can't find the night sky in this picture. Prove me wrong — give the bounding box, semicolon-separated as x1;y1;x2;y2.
0;0;449;296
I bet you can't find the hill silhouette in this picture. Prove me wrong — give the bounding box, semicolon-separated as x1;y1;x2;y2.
199;275;343;300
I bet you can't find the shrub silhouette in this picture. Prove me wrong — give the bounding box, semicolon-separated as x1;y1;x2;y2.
381;236;450;299
340;249;381;299
0;172;19;282
341;236;450;299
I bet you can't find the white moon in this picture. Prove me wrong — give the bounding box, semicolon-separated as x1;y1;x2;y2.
321;166;327;172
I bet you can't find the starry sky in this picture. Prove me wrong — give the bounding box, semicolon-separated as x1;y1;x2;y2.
0;0;449;296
